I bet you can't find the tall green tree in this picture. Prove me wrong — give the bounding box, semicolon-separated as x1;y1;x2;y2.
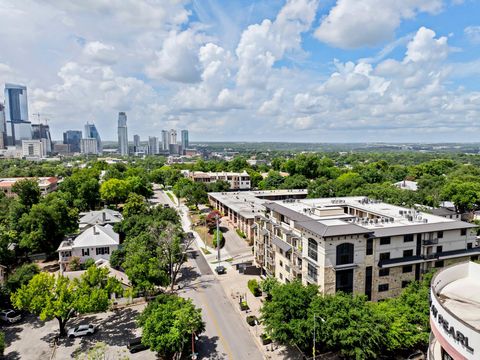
12;178;41;208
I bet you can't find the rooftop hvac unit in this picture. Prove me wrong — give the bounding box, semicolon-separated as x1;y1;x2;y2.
399;210;404;215
407;215;413;221
424;219;428;223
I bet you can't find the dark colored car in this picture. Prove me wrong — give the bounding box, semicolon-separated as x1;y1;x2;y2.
215;265;226;274
128;337;149;353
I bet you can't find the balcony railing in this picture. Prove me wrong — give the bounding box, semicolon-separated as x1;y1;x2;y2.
423;253;438;260
423;238;439;246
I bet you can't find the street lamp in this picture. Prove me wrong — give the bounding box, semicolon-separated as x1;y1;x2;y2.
216;214;221;263
313;314;325;358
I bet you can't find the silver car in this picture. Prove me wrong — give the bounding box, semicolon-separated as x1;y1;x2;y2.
67;324;96;338
0;309;21;323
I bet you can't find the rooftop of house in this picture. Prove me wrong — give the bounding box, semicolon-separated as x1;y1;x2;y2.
79;208;123;226
394;180;418;191
187;171;250;178
0;177;58;188
57;224;119;251
265;196;475;238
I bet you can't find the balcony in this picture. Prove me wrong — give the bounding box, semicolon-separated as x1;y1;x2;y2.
423;253;438;260
422;238;439;246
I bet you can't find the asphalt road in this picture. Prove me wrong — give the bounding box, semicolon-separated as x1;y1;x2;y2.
178;246;263;360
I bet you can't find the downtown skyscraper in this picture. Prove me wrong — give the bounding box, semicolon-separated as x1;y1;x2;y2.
4;83;32;146
181;129;189;151
117;112;128;156
84;122;102;154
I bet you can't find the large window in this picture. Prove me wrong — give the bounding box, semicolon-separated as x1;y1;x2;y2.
336;243;354;265
403;249;413;257
380;237;391;245
96;247;110;255
404;234;414;242
336;269;353;293
308;238;318;262
366;238;373;255
307;263;317;282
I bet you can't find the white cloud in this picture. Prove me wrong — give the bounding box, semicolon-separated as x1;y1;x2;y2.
405;27;449;63
314;0;444;49
464;25;480;44
83;41;117;64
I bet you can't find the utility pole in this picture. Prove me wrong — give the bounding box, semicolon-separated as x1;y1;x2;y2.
216;214;221;263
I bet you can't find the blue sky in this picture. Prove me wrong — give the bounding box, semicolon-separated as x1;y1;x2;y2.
0;0;480;142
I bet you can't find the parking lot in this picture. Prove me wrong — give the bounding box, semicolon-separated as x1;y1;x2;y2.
2;304;157;359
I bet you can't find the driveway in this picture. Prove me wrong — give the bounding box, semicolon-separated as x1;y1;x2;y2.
3;304;156;360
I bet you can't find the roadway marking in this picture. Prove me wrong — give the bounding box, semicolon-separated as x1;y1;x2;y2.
197;281;234;360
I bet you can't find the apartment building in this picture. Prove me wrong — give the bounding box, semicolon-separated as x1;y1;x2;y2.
187;171;251;190
208;189;308;240
254;196;478;301
0;177;58;197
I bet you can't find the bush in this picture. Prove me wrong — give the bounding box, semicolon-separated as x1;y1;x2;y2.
248;279;261;297
240;300;249;311
0;331;4;356
246;315;258;326
260;277;280;299
260;333;272;345
83;258;96;269
236;229;247;238
68;256;81;271
212;230;224;248
6;263;40;293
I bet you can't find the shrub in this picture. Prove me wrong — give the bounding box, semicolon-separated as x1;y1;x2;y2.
240;300;249;311
260;277;280;299
68;256;81;271
236;229;247;238
248;279;261;297
246;315;258;326
260;333;272;345
6;263;40;293
212;230;224;248
0;332;4;356
83;258;96;269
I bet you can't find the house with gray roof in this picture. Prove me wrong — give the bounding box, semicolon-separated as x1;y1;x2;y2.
79;208;123;230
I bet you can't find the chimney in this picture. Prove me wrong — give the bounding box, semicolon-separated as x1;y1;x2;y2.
102;211;106;222
93;226;99;235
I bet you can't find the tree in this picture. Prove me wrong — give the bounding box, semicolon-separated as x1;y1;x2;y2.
11;267;122;336
228;156;248;172
207;180;231;192
281;174;309;189
138;294;205;359
212;229;223;248
123;193;148;218
258;171;285;190
126;176;153;198
441;180;480;213
6;263;40;293
12;178;41;208
206;210;221;231
100;178;130;205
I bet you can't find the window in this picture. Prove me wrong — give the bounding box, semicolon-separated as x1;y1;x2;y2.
279;260;283;267
437;231;443;239
436;246;443;253
336;243;354;265
403;249;413;257
82;248;90;256
366;238;373;255
307;263;317;282
379;268;390;276
279;273;283;280
467;243;473;249
461;228;467;236
96;247;110;255
378;284;389;292
380;237;391;245
402;265;413;273
379;252;390;261
336;269;353;293
435;260;444;268
401;280;411;288
308;238;318;262
404;234;414;242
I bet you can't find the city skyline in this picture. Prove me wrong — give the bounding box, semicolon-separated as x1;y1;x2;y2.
0;1;479;142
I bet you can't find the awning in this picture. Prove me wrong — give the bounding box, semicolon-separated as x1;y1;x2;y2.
272;236;292;252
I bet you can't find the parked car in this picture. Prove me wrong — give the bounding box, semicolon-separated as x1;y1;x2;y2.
128;337;149;353
67;324;96;338
0;309;22;324
186;232;195;239
215;265;226;274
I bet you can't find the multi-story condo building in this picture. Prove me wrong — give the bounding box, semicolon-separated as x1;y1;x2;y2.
63;130;82;153
169;129;177;145
84;122;102;154
80;138;98;155
254;196;478;301
117;112;128;156
133;134;140;153
0;177;58;197
4;84;32;146
0;103;6;149
22;139;48;158
188;171;251;190
31;123;52;154
148;136;158;155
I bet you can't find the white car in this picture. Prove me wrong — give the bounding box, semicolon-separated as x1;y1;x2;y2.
67;324;96;338
0;309;22;323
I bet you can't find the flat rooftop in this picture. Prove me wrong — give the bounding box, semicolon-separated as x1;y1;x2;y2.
208;189;308;218
434;262;480;331
265;196;475;237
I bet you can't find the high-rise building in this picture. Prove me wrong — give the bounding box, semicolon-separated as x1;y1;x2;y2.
0;103;6;149
32;124;52;154
4;84;31;146
148;136;158;155
117;112;128;156
181;130;189;152
84;122;102;154
63;130;82;153
22;139;47;158
161;130;169;151
133;134;140;152
80;138;98;155
169;129;177;145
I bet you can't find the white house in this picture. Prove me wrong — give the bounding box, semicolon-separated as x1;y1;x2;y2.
57;224;119;273
393;180;418;191
79;208;123;230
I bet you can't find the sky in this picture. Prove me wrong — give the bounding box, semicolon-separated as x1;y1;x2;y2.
1;0;480;143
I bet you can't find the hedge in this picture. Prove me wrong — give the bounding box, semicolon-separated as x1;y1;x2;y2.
248;279;261;297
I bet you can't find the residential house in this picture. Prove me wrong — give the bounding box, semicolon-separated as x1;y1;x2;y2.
79;208;123;230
